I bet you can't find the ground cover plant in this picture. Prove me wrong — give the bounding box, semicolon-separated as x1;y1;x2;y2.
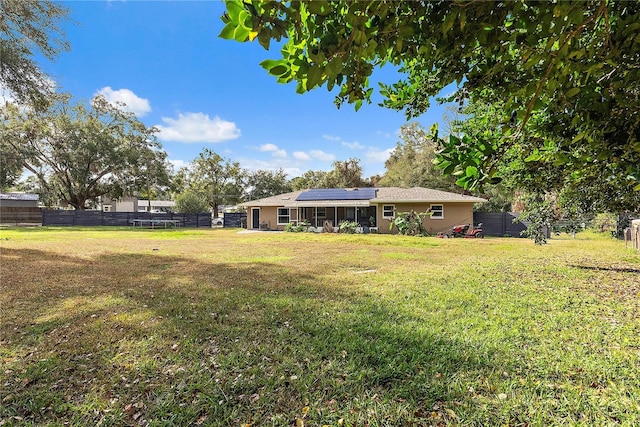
1;227;639;426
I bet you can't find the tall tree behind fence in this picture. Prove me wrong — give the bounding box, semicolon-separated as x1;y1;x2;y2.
42;210;211;227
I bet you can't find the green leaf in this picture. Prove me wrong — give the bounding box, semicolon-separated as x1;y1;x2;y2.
226;1;244;22
524;153;542;162
566;87;581;97
442;12;457;34
269;65;289;76
306;65;323;90
218;22;237;40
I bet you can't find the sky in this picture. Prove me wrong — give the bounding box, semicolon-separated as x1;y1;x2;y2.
28;0;455;179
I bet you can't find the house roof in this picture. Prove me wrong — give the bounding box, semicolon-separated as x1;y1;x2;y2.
240;190;305;207
241;187;485;207
0;193;39;201
372;187;486;203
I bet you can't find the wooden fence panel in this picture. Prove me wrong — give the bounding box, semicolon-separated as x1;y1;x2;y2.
0;207;42;224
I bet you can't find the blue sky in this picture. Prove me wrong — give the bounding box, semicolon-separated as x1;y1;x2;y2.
35;1;454;178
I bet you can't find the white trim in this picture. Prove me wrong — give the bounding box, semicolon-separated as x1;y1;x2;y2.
251;207;261;229
382;204;395;219
277;207;292;225
429;204;444;219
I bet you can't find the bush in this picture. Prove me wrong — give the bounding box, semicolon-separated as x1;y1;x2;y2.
389;210;431;236
174;191;209;213
284;221;310;232
338;220;359;234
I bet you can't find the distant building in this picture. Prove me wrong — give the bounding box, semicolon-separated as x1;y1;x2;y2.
101;196;175;213
0;193;39;208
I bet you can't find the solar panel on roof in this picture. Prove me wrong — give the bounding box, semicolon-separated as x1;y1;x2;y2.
296;188;377;201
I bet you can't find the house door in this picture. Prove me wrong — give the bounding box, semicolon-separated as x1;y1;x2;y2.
251;208;260;229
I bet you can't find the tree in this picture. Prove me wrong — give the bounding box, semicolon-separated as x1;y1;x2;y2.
221;1;640;199
174;190;209;213
0;139;23;190
188;149;245;217
379;122;458;192
244;168;292;200
0;0;69;107
0;94;167;209
516;193;557;245
131;149;173;211
323;158;369;188
290;170;328;190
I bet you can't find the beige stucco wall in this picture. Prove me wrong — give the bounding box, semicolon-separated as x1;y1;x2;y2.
246;202;475;234
248;206;299;231
374;202;475;235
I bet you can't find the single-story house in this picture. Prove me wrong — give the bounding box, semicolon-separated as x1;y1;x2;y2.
0;193;39;208
240;187;486;234
101;197;175;213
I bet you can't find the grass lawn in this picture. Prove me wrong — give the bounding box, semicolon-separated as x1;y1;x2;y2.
1;227;639;426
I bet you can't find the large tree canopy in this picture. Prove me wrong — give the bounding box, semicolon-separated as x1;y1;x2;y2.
0;95;167;209
221;0;640;201
244;168;292;200
186;149;245;217
379;122;458;192
0;0;69;107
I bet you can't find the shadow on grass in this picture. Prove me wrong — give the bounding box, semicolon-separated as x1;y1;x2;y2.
1;247;502;425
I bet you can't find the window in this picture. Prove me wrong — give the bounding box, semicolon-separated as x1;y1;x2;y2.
382;205;395;219
316;208;326;218
277;208;291;225
430;204;444;219
103;205;112;212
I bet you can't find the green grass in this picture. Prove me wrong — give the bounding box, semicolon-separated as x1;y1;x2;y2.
1;227;639;426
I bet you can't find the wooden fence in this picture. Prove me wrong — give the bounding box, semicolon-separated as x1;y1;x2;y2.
42;210;211;227
0;207;42;225
223;212;247;228
472;212;545;238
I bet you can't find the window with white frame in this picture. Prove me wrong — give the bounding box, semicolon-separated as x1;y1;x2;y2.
430;204;444;219
382;205;395;219
103;205;112;212
277;208;291;225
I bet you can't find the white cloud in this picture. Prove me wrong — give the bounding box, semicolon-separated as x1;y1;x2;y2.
257;143;287;158
322;134;341;142
342;141;365;150
273;149;288;158
168;159;189;172
259;143;279;152
156;112;240;143
293;151;311;161
237;157;301;177
95;86;151;116
322;133;364;150
366;147;394;163
309;150;336;162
